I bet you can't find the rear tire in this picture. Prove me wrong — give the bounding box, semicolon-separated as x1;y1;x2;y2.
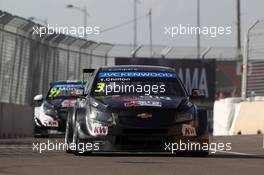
194;110;209;157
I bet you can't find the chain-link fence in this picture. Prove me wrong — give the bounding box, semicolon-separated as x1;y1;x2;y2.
0;11;241;106
242;20;264;99
0;11;117;105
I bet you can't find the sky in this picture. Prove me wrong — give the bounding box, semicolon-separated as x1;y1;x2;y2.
0;0;264;47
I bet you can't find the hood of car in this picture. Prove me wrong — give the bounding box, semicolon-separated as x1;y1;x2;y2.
94;95;187;110
46;98;77;108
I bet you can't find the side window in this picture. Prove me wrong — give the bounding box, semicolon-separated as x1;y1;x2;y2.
85;69;98;95
84;81;89;94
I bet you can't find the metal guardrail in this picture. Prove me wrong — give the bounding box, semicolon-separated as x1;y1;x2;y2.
242;20;264;99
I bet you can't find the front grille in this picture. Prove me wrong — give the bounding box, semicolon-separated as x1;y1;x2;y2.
117;110;176;128
123;129;168;135
115;136;174;146
58;108;68;113
57;108;68;120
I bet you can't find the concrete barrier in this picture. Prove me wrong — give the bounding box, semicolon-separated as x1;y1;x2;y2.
231;101;264;135
213;98;241;136
0;102;33;138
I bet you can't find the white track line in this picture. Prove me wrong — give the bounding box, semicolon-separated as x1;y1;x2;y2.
0;146;32;149
263;135;264;149
215;150;259;156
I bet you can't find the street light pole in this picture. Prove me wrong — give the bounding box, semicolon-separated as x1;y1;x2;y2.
197;0;201;59
236;0;242;60
149;8;153;57
134;0;138;50
84;6;88;39
66;4;89;39
236;0;241;50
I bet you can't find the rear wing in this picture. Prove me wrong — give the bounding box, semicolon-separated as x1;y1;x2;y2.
82;69;95;81
83;69;95;74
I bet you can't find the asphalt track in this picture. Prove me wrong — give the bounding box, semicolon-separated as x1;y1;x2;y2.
0;135;263;175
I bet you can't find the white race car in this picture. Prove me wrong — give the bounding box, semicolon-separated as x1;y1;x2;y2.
33;80;86;137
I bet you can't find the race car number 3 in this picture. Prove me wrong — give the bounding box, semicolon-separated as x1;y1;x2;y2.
94;83;105;92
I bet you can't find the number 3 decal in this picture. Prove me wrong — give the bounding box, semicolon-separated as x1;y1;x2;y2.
94;83;105;93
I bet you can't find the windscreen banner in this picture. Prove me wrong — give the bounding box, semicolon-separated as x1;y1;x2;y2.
115;58;216;101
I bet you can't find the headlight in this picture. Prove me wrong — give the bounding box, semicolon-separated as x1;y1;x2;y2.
44;109;57;116
175;113;193;123
86;106;114;136
35;104;58;127
42;103;57;117
88;107;113;124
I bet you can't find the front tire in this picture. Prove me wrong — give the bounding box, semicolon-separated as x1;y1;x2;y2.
33;123;49;138
73;123;83;156
73;108;92;156
196;109;208;137
65;108;75;153
176;110;209;157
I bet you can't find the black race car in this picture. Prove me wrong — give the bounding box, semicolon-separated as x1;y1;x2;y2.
33;80;86;137
65;66;209;155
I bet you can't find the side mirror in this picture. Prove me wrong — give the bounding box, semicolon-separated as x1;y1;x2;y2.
190;89;206;99
33;94;43;101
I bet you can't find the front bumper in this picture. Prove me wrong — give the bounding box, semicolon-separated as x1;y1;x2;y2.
77;121;209;152
34;114;67;132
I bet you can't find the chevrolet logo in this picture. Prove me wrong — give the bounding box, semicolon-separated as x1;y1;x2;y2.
137;113;152;119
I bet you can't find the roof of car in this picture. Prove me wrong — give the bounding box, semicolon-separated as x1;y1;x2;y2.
100;65;175;72
49;80;86;85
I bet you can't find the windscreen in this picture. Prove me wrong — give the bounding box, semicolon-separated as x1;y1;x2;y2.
92;71;186;97
47;83;84;99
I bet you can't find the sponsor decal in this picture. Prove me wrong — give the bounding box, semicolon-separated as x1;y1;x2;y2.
48;89;61;97
107;68;140;71
70;89;83;96
94;82;105;93
124;101;140;107
43;120;58;127
112;95;171;101
182;124;197;136
148;95;171;100
91;101;99;107
52;84;83;89
93;126;108;136
98;72;177;78
124;101;162;107
112;95;139;100
100;77;131;82
61;100;76;107
137;113;153;119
